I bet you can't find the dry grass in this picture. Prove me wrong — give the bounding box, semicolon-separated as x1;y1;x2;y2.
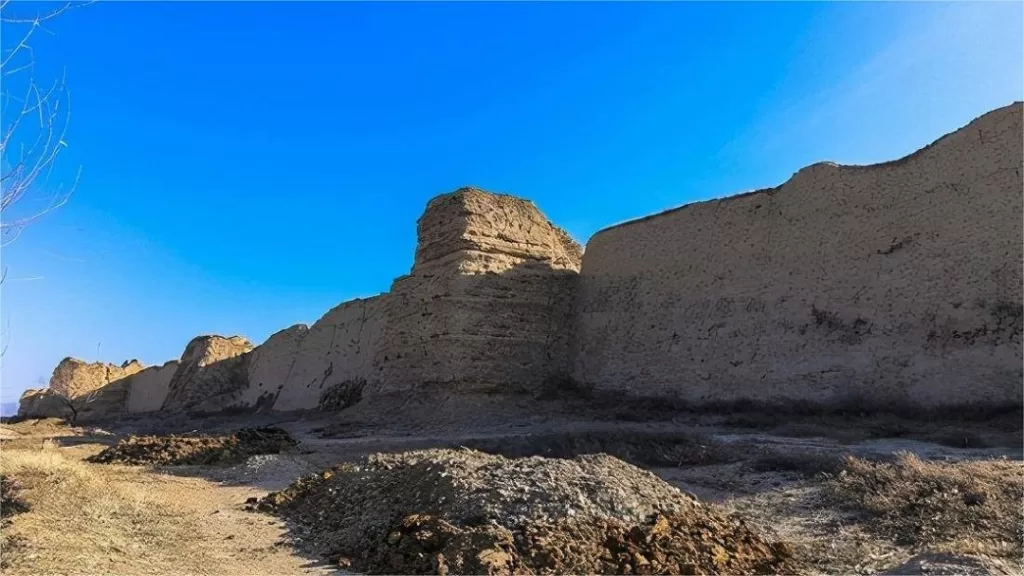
824;452;1024;558
0;440;209;575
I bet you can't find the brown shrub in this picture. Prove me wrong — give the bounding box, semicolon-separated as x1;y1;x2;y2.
823;452;1023;557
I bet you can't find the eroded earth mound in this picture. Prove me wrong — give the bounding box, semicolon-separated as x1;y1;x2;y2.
88;427;297;466
251;448;796;575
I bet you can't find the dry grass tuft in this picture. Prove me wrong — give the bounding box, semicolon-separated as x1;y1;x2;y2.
0;440;206;575
824;452;1023;558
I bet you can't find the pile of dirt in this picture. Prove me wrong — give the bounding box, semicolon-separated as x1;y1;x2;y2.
252;448;797;575
87;427;298;466
824;452;1023;558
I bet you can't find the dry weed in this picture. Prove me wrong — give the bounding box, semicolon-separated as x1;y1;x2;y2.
0;440;208;575
824;452;1023;558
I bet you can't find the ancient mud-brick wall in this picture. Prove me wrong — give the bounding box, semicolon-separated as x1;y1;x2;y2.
17;357;146;420
373;188;581;394
161;335;253;411
16;388;73;420
125;361;180;413
235;297;386;412
48;358;144;399
223;187;579;410
569;103;1024;410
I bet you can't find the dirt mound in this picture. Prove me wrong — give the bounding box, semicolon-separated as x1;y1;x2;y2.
87;427;297;466
252;448;796;574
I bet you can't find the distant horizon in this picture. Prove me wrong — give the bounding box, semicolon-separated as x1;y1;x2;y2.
2;1;1021;400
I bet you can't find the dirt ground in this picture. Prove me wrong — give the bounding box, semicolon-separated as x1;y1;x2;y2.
0;400;1020;575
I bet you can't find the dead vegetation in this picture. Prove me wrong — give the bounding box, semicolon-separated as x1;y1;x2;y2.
0;439;209;575
251;448;798;575
87;426;298;466
823;452;1023;558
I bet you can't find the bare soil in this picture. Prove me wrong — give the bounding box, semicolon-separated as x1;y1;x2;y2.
0;402;1019;576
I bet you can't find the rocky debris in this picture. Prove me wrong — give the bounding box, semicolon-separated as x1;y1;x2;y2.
161;335;253;411
251;448;796;575
87;427;298;466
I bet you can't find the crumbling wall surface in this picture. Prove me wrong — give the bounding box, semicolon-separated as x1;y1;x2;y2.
16;388;72;420
414;187;582;275
374;187;582;395
570;103;1024;410
233;324;309;411
246;298;385;412
75;381;133;422
125;361;180;413
161;335;253;412
48;358;145;400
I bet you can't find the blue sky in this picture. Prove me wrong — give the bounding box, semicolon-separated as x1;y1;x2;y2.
1;1;1021;401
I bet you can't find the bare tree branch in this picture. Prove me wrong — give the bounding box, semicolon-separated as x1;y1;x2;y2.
0;1;91;246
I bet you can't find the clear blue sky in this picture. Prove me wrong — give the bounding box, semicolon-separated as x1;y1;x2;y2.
1;1;1021;401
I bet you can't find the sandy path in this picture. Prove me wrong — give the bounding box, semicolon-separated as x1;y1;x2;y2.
2;442;340;576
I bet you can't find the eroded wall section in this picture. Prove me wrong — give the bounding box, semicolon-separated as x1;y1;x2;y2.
373;188;581;394
570;103;1024;409
126;361;180;413
235;297;386;412
49;358;144;399
161;335;253;411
